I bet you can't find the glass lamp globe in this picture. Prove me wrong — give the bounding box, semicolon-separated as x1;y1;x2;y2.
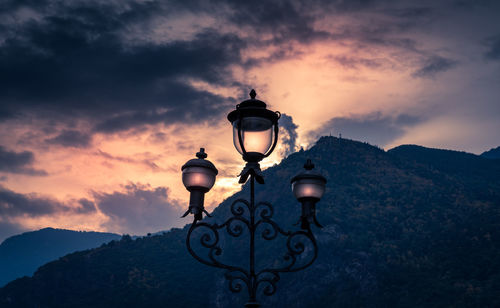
182;166;217;192
181;148;218;192
232;117;274;157
292;178;326;200
291;159;327;201
227;89;280;162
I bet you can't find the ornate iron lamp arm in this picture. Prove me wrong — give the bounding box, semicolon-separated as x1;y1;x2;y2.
185;171;319;308
254;209;319;273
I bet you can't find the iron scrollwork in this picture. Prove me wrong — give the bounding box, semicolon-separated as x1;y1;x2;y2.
186;174;318;306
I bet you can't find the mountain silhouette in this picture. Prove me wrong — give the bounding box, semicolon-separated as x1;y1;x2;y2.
481;146;500;159
0;228;120;287
0;137;499;307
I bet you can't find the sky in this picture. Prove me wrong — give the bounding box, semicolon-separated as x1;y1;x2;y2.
1;0;499;242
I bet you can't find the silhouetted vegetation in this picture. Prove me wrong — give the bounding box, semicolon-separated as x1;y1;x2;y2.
1;137;499;307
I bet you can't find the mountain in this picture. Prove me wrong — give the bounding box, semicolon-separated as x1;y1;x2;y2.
0;228;120;287
1;137;499;307
481;146;500;159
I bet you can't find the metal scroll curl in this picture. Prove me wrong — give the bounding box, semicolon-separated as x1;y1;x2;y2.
225;269;251;294
185;197;318;301
231;198;251;217
186;198;252;265
255;271;280;296
186;221;249;277
249;230;317;299
255;201;318;271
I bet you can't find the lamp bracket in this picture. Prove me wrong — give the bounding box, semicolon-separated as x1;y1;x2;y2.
238;162;264;184
294;199;323;229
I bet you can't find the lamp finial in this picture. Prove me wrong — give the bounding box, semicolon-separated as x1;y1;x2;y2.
249;89;256;99
196;148;207;159
304;159;314;170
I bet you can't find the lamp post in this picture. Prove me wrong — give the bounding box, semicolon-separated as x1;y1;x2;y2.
182;90;326;307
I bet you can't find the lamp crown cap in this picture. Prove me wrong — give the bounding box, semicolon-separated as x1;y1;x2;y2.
181;148;218;174
249;89;256;99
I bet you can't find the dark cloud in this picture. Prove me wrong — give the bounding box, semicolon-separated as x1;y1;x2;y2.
77;198;97;214
453;0;500;9
0;1;240;133
0;182;184;240
308;113;423;147
0;187;60;216
93;183;183;235
0;146;47;176
226;1;330;45
0;0;51;12
223;0;439;53
45;130;92;148
387;7;433;19
91;82;234;134
0;186;96;217
279;114;299;158
0;0;498;136
0;0;450;132
148;131;169;143
483;34;500;60
329;55;383;69
96;150;163;172
412;56;458;78
328;0;379;12
376;6;436;33
0;186;95;242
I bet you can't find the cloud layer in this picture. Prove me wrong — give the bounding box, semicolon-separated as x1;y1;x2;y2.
0;0;499;240
93;183;183;235
0;183;182;241
3;0;495;134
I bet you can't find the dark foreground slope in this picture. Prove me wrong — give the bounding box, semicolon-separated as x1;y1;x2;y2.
0;228;120;287
1;137;499;307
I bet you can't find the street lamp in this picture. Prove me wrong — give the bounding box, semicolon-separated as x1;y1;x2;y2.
182;90;326;308
291;159;327;230
181;148;218;221
227;89;280;184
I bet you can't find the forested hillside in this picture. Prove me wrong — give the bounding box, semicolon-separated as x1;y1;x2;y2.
1;137;499;307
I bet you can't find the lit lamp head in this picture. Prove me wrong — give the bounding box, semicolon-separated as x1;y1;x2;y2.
227;89;281;163
291;159;327;229
181;148;218;221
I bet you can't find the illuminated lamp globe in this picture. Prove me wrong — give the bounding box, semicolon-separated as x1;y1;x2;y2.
291;159;326;201
227;89;280;163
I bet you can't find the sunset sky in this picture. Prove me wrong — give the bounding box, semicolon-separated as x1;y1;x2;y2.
1;0;499;242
